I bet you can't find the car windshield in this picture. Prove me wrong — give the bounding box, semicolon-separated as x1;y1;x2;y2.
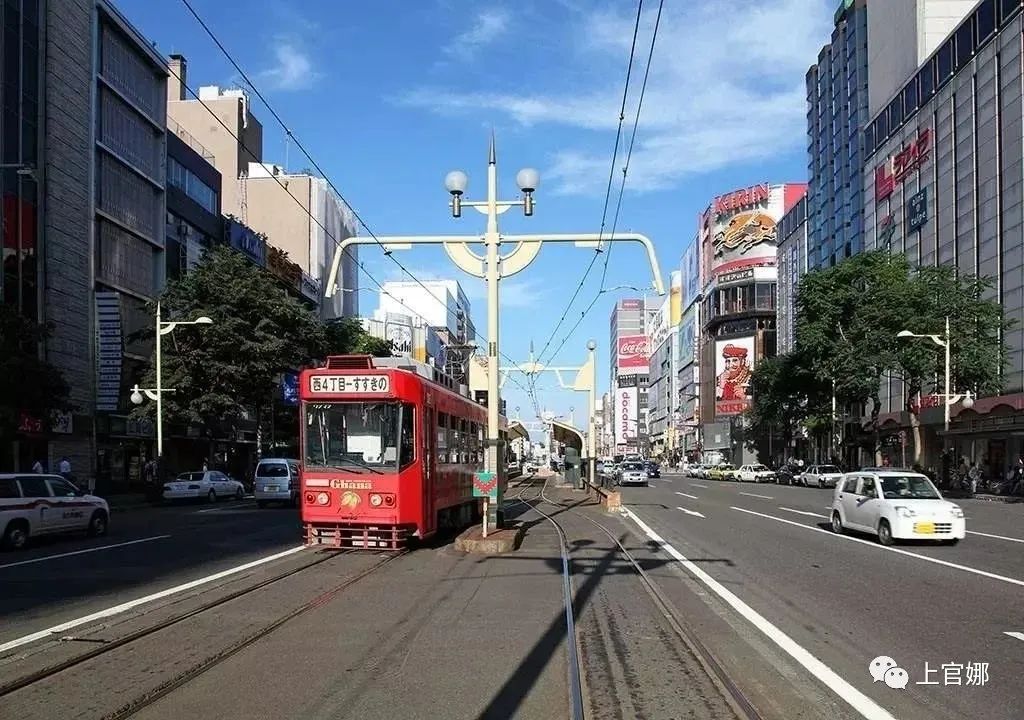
751;465;768;471
304;402;412;471
818;465;841;474
880;475;941;499
176;472;204;482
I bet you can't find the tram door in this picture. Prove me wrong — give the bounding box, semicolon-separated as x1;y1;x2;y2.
423;405;437;533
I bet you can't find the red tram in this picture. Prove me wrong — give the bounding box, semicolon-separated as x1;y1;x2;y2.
299;355;508;549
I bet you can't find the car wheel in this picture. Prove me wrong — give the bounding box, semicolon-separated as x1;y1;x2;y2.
818;479;824;489
2;520;29;550
878;520;895;546
207;489;217;503
88;510;109;537
235;487;244;501
830;511;844;534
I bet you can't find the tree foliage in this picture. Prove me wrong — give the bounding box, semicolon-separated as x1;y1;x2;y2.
748;250;1011;462
0;304;72;447
324;318;392;357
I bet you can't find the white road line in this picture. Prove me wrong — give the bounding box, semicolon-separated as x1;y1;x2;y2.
779;507;827;519
1005;632;1024;642
739;492;774;500
0;536;171;571
731;506;1024;589
195;501;252;514
676;506;706;518
690;483;709;489
621;507;898;720
0;544;306;655
675;492;699;500
966;530;1024;544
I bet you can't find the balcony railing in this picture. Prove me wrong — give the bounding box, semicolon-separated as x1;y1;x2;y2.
168;119;215;163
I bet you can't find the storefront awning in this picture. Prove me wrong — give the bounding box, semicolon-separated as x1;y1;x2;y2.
508;421;530;442
549;419;584;453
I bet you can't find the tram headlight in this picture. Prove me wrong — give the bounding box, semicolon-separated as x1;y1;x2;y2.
316;492;330;506
369;493;383;507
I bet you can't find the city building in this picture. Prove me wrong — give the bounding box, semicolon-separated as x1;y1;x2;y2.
861;0;1024;474
697;183;806;466
677;236;703;460
609;297;657;455
242;163;359;318
165;126;221;281
805;0;869;271
776;194;809;355
646;272;682;462
166;57;263;221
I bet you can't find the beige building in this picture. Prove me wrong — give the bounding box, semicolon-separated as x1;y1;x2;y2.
165;55;263;222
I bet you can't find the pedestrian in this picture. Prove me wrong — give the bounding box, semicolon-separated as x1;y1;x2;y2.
32;459;43;473
202;457;209;472
59;456;71;479
1012;456;1024;496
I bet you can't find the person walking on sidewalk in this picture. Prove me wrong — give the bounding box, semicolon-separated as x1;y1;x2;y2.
32;459;44;473
1011;456;1024;496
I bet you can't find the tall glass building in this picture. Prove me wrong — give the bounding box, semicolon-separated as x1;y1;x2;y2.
805;0;868;271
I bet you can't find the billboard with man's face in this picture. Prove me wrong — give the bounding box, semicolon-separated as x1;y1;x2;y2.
715;336;755;416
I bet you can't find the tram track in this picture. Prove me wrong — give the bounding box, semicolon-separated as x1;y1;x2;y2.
0;549;405;719
539;483;765;720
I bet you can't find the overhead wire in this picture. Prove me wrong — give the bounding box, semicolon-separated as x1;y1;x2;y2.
175;0;540;400
542;0;665;368
160;61;537;399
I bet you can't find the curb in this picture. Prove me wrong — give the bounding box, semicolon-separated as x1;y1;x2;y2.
454;524;525;554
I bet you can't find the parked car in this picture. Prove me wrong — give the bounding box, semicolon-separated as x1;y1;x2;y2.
0;474;109;550
708;463;737;481
688;464;707;479
618;462;648;486
737;464;776;483
830;470;965;545
163;471;245;502
645;462;661;479
776;464;801;485
254;458;300;507
800;464;844;488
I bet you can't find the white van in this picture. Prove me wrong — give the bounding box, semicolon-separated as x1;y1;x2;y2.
1;474;110;549
254;459;300;507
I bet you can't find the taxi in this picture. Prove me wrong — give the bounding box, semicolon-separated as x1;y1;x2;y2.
1;473;110;550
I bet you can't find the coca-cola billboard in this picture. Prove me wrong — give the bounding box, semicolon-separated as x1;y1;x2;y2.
617;334;649;375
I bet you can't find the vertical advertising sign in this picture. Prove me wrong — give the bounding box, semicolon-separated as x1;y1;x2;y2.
678;308;696;367
616;335;649;376
680;239;701;310
714;337;756;416
615;385;639;448
95;291;123;412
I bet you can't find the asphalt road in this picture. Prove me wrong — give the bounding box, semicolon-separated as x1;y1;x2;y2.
613;470;1024;720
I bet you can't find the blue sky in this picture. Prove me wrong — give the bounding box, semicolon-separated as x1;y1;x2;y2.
121;0;834;430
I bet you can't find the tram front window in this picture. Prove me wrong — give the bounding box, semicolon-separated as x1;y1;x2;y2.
305;402;406;472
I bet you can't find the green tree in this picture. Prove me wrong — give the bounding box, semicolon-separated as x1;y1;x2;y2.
745;351;830;462
0;304;72;465
324;317;392;357
133;246;327;451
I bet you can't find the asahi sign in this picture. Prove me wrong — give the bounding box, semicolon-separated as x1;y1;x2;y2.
875;128;932;202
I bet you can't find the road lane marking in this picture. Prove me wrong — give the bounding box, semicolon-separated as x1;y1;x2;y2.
966;530;1024;544
739;492;774;500
676;506;705;518
621;507;898;720
779;507;827;518
690;483;709;488
730;507;1024;589
0;544;307;655
0;536;172;571
1005;632;1024;642
195;501;254;514
675;492;699;500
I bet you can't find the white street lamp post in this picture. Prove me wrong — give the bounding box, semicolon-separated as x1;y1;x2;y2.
130;301;213;462
896;315;975;436
323;137;665;530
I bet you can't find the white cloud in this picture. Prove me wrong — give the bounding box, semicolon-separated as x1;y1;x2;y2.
442;8;511;60
403;0;831;194
257;39;320;91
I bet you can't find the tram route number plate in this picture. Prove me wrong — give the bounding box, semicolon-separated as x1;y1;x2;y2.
308;374;390;394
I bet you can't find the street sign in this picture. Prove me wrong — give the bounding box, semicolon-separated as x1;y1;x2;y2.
907;188;928;233
473;471;498;499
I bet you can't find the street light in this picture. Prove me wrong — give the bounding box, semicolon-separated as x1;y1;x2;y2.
322;135;665;531
896;316;975;437
129;302;214;464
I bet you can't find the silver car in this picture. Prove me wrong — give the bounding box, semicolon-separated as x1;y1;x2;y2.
801;464;844;488
254;459;300;507
618;462;648;487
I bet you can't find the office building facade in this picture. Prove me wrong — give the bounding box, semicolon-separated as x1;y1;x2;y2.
677;235;703;459
861;0;1024;473
776;194;809;355
165;130;221;281
609;298;656;455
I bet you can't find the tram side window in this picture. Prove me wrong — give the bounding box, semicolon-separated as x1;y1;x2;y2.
400;404;415;467
460;419;470;463
438;413;449;464
470;422;481;464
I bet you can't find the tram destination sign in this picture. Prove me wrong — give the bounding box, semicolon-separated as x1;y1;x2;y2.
309;374;391;394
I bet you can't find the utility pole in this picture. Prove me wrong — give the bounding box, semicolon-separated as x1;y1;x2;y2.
324;137;665;530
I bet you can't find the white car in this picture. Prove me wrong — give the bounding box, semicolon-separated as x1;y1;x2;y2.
830;470;965;545
737;464;776;483
0;474;110;550
163;471;245;502
800;464;844;488
618;462;648;486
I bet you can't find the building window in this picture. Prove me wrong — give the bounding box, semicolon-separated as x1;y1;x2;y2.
97;154;160;240
919;60;935;103
167;157;218;214
937;39;954;82
977;0;996;41
99;22;162;123
888;97;903;130
955;19;974;69
902;78;919;117
99;88;160;180
1001;0;1022;23
97;219;154;297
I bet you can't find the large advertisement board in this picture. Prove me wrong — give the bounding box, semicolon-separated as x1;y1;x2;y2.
669;270;682;325
714;336;755;416
680;239;701;310
647;297;670;351
710;183;786;278
616;334;649;376
678;307;697;367
615;385;639;448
